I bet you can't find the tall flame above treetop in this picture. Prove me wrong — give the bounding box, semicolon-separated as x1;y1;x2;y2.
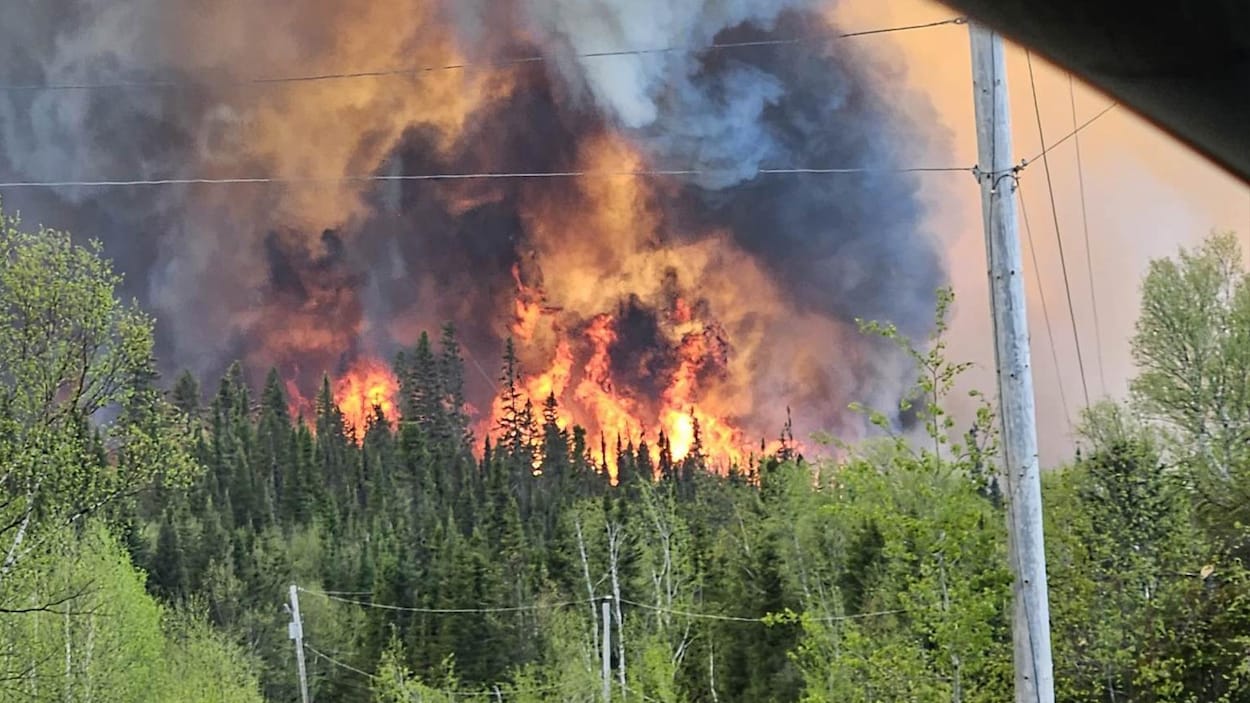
0;0;947;460
335;358;400;439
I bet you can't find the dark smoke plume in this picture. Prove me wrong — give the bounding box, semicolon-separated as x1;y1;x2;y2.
0;0;944;442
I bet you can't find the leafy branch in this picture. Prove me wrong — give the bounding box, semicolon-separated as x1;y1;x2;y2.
854;287;998;475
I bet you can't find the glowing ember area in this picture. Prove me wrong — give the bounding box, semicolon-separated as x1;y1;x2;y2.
469;133;829;477
488;264;758;477
334;357;400;438
8;0;943;473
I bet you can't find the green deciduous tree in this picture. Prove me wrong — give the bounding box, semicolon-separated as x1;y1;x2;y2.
1130;231;1250;526
0;207;195;607
794;287;1012;703
0;522;263;702
1047;401;1250;702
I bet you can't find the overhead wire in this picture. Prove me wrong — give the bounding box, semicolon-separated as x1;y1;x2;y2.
0;15;974;190
977;100;1114;185
0;165;974;190
1016;180;1074;432
299;586;590;614
618;597;903;623
1025;50;1091;411
0;17;966;93
304;643;376;681
622;684;666;703
1021;102;1117;169
303;587;905;624
1067;73;1107;397
305;642;575;699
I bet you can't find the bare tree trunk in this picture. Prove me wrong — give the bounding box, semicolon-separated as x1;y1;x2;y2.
938;550;962;703
647;499;675;627
1;492;36;581
606;520;626;690
644;487;695;684
709;641;719;703
791;532;814;604
64;607;73;703
574;516;599;656
83;614;96;703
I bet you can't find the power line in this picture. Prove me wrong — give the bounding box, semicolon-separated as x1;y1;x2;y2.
618;597;903;623
1016;180;1073;431
976;100;1114;183
1021;102;1117;168
1025;50;1090;412
304;643;376;681
621;598;762;622
0;165;973;190
0;18;966;93
1067;73;1107;397
307;587;905;623
299;586;589;614
622;683;666;703
836;16;966;37
305;643;575;699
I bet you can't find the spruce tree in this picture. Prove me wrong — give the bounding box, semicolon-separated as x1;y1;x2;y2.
257;368;291;527
437;323;473;448
151;508;189;602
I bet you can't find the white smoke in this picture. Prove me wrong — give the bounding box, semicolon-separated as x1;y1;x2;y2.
0;0;164;199
450;0;823;188
516;0;807;124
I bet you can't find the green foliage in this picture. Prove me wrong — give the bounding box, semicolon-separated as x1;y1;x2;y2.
0;523;263;702
158;607;267;703
3;211;1248;703
789;441;1012;702
1046;400;1250;702
856;287;999;472
1130;231;1250;526
372;634;462;703
0;207;196;601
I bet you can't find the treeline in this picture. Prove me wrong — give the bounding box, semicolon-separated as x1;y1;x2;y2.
1;201;1249;702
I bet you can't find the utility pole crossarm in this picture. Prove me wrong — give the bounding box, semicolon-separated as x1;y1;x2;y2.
967;20;1057;703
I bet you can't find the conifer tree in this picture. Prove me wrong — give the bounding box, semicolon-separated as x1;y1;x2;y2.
256;368;291;526
438;323;473;447
151;508;189;602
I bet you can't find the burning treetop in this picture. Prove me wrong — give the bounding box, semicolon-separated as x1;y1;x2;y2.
0;0;945;453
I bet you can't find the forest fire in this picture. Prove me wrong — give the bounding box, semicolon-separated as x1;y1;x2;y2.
2;0;944;472
333;358;400;438
484;139;763;474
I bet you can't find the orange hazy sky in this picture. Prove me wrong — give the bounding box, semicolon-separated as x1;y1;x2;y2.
830;0;1250;465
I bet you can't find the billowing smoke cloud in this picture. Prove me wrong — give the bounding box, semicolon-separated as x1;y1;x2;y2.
0;0;945;451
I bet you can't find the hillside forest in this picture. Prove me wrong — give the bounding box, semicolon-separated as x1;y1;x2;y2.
1;205;1249;702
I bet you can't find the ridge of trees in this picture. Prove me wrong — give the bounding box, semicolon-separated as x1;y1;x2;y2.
0;201;1248;702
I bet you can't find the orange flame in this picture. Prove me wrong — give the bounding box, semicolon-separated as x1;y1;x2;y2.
134;0;860;483
475;134;807;479
488;288;761;479
572;313;644;477
334;357;399;440
511;263;545;343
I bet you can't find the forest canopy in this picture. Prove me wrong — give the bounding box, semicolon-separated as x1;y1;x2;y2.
0;206;1247;702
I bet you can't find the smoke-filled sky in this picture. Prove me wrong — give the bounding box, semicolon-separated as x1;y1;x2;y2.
828;0;1250;464
0;0;1245;465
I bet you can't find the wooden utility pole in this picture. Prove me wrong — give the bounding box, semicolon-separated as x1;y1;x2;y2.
968;21;1056;703
288;584;311;703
